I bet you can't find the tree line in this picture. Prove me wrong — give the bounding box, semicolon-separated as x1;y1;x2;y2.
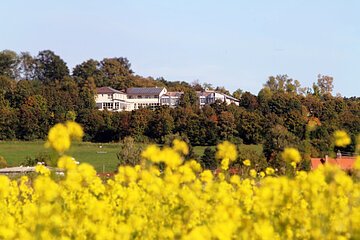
1;49;360;165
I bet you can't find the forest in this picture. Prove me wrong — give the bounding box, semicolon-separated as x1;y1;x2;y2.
1;49;360;166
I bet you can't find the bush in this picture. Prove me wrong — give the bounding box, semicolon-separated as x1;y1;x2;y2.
117;137;143;166
0;156;7;168
199;147;217;170
21;152;55;167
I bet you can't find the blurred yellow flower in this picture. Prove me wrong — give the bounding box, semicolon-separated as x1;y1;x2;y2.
281;148;301;163
172;139;189;155
243;159;251;166
221;158;230;170
265;167;275;175
35;165;51;176
66;121;84;140
333;130;351;147
250;169;257;178
45;123;71;153
57;155;77;170
216;141;237;161
141;144;161;163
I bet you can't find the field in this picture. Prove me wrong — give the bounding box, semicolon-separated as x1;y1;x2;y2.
0;141;262;172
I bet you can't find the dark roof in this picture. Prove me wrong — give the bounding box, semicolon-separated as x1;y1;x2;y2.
126;87;165;95
97;87;123;94
196;91;213;97
163;92;183;97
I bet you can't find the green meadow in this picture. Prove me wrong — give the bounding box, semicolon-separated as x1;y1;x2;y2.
0;141;262;173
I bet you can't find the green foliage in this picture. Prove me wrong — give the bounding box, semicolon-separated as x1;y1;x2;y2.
0;50;19;79
2;48;360;171
117;137;143;166
35;50;69;83
0;156;7;168
21;152;54;167
199;147;217;170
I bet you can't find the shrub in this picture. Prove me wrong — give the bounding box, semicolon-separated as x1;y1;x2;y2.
0;156;7;168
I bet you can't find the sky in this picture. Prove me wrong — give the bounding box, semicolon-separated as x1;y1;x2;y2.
1;0;360;96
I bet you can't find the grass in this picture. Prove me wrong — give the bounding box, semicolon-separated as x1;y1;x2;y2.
0;141;120;173
0;141;263;173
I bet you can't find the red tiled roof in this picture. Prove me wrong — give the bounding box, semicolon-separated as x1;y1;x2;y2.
311;157;356;170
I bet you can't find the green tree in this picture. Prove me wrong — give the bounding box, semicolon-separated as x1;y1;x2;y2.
0;50;19;79
18;52;36;80
317;74;334;95
117;137;143;166
263;124;300;168
232;88;243;99
99;57;134;89
0;106;18;139
146;107;174;142
239;92;259;111
236;109;264;144
129;108;153;142
218;111;237;140
73;59;104;86
35;50;69;83
18;95;49;140
179;89;199;108
77;109;105;141
200;147;217;170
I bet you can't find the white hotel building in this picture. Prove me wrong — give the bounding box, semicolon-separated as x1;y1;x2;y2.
95;86;239;112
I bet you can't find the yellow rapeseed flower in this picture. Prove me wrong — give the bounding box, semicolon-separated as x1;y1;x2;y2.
221;158;230;171
265;167;275;175
172;139;189;155
243;159;251;166
281;148;302;163
250;169;257;178
57;155;77;170
333;130;351;147
200;170;213;182
141;144;161;163
35;165;51;176
45;123;71;153
66;121;84;140
216;141;237;161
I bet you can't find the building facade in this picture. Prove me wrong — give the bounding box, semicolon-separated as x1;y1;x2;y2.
95;87;239;112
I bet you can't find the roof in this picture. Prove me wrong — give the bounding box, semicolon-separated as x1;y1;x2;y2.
97;87;124;94
162;91;183;97
196;91;213;97
223;93;240;102
126;87;165;95
311;157;356;170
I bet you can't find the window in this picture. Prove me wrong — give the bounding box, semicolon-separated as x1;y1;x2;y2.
96;103;102;109
104;102;113;109
108;94;113;99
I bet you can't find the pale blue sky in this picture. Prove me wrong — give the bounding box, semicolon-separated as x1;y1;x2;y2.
2;0;360;96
